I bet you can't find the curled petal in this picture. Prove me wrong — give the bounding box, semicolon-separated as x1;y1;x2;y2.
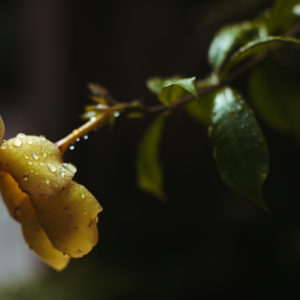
32;181;102;258
0;135;76;198
0;171;69;270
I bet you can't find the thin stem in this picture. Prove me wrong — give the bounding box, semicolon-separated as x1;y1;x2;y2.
56;109;113;155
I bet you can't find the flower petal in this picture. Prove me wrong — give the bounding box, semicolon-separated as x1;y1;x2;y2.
0;135;76;198
0;115;4;142
32;181;102;258
0;171;70;270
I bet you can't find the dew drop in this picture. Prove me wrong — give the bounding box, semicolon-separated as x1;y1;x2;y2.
80;193;85;199
45;179;50;185
31;152;40;160
62;163;77;174
13;139;23;147
0;143;7;150
28;140;33;145
23;173;29;181
91;116;96;122
28;161;33;166
43;152;47;158
60;171;65;178
40;162;45;166
83;135;88;140
24;154;29;159
69;145;75;151
76;138;80;142
113;111;120;118
47;163;57;173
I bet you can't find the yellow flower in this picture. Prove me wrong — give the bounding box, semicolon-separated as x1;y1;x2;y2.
0;116;102;271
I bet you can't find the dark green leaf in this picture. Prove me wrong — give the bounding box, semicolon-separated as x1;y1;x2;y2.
136;114;166;200
208;22;268;73
221;36;300;77
210;87;269;210
249;59;300;137
268;0;300;34
146;77;198;106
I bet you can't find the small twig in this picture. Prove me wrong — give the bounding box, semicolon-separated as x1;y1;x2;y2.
55;110;113;155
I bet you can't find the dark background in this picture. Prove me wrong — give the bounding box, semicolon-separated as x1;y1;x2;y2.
1;0;300;299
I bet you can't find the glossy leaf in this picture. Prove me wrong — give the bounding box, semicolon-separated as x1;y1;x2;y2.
208;22;268;73
146;77;198;106
268;0;300;34
210;87;269;209
137;114;166;200
249;59;300;137
221;36;300;77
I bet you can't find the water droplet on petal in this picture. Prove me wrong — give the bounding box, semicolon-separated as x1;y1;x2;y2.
45;179;50;185
83;135;88;140
113;111;120;117
13;139;23;147
23;173;29;181
47;163;57;173
62;163;77;174
76;138;80;142
28;161;33;166
17;133;26;139
69;145;75;151
80;193;85;199
60;171;65;178
31;152;40;160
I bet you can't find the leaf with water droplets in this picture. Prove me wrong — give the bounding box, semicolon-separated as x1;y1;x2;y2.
210;87;269;210
137;113;166;200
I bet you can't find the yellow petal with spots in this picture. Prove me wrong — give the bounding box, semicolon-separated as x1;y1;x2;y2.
0;135;76;198
32;181;102;258
0;171;69;270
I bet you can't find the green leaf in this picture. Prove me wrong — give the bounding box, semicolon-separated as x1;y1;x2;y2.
249;59;300;137
268;0;300;34
136;114;166;200
146;76;198;106
221;36;300;77
185;74;219;125
208;21;268;73
210;87;269;210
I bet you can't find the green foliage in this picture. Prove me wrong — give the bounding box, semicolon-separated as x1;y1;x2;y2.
249;59;300;138
209;87;269;210
268;0;300;34
134;0;300;210
146;77;198;106
136;114;167;200
221;36;300;77
208;21;267;73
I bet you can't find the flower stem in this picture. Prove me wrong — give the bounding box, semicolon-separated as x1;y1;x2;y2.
56;109;113;155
